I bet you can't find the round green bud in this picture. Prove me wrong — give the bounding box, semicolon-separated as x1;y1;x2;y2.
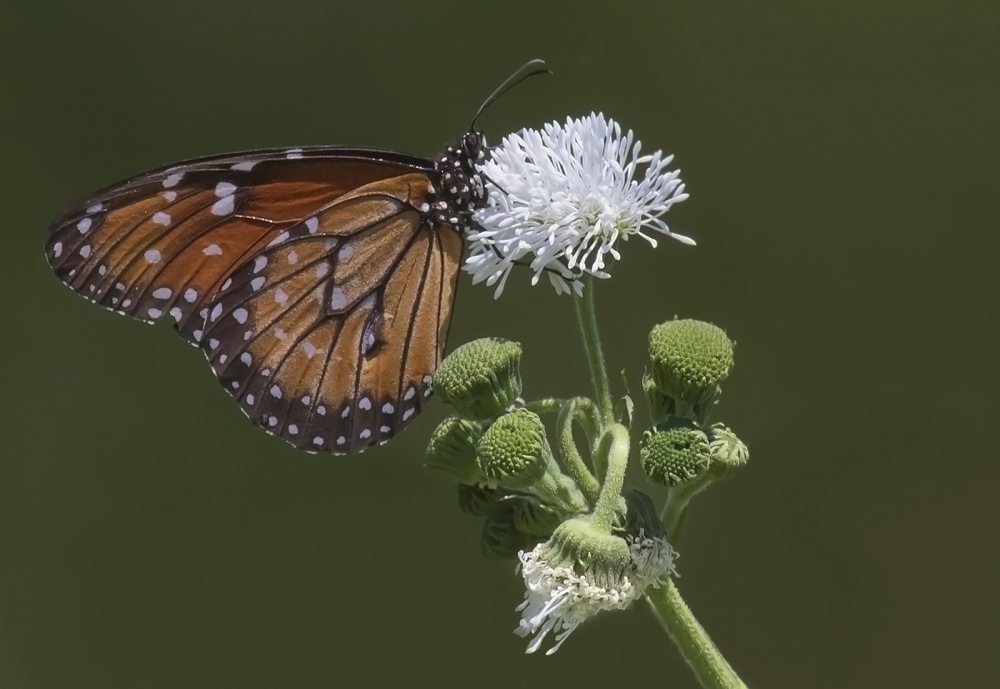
481;514;535;560
424;415;484;484
640;417;711;487
511;498;564;537
707;423;749;476
456;483;508;517
476;408;550;490
648;319;734;418
433;337;522;420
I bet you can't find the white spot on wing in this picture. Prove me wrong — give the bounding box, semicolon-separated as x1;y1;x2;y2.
52;242;62;257
341;406;350;418
301;395;311;405
169;307;182;321
329;287;346;310
267;230;290;247
254;256;267;273
274;327;286;339
274;288;288;305
211;196;234;215
233;308;248;324
246;393;255;405
404;387;416;401
144;248;161;264
79;244;91;258
77;217;92;233
163;172;184;188
288;424;298;435
336;436;346;446
203;244;223;256
210;303;223;321
285;148;304;159
316;405;326;415
403;407;415;420
153;211;171;226
315;263;329;279
241;352;252;365
86;203;103;213
270;385;282;399
305;217;319;233
250;276;265;291
147;308;162;319
162;191;177;202
152;287;172;300
231;160;258;172
267;416;277;427
287;250;298;264
382;402;395;414
215;181;237;197
313;436;324;446
302;342;317;357
338;244;354;260
358;397;372;411
360;429;371;439
184;288;198;303
98;265;107;275
209;338;220;350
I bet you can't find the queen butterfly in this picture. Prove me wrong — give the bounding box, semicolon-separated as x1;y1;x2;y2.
44;60;549;454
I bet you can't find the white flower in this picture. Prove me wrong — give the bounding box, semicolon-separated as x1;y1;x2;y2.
468;113;692;297
514;529;677;655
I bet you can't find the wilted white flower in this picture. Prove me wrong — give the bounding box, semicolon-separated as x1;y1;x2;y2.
515;529;676;655
468;113;692;297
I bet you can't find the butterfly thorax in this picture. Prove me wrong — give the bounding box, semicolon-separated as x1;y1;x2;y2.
429;130;489;233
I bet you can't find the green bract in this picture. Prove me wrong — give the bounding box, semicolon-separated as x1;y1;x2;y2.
433;337;522;420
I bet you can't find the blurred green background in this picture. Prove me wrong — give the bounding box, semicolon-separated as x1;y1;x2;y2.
2;1;998;687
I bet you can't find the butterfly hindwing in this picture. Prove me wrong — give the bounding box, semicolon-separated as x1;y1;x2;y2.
201;214;462;453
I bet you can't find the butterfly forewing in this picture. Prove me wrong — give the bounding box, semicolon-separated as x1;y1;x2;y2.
45;148;435;340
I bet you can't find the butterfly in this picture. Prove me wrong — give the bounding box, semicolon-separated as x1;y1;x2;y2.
44;59;548;455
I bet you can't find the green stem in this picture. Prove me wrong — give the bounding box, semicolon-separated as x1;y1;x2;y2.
646;581;746;689
524;398;567;415
555;398;601;507
574;278;614;426
660;477;710;543
589;424;630;532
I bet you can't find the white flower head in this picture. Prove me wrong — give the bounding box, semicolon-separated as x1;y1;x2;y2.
467;113;692;297
515;528;677;655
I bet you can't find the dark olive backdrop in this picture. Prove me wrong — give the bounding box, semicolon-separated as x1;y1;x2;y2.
2;2;998;687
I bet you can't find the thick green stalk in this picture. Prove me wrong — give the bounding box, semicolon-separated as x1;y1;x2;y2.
589;424;630;533
646;581;746;689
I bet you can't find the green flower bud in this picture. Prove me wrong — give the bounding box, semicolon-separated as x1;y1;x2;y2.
707;423;749;477
536;517;633;588
511;498;564;537
476;408;550;490
433;337;522;419
456;483;508;517
648;319;734;421
482;513;535;560
640;417;711;487
424;415;484;484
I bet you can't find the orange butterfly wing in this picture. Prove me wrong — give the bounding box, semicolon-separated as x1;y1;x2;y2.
45;148;463;453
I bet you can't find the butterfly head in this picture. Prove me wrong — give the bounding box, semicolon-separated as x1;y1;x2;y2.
432;129;490;233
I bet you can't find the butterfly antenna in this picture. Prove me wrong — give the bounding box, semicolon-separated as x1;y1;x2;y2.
471;59;551;130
